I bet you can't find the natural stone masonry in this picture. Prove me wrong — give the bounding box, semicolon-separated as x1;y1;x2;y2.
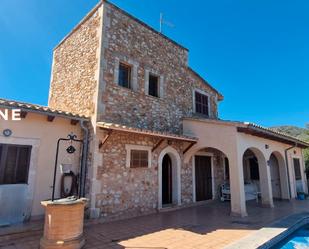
49;7;101;117
96;129;188;219
98;3;221;134
48;0;224;220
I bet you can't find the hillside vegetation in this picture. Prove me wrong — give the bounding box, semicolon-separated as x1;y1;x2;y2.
271;125;309;172
271;126;309;141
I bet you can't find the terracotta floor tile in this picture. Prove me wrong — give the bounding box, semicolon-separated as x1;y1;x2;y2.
1;200;309;249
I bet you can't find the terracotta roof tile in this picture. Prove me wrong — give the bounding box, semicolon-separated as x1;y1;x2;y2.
183;117;309;147
0;98;89;120
97;121;198;142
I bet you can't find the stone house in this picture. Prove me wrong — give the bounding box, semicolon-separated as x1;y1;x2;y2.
47;0;309;220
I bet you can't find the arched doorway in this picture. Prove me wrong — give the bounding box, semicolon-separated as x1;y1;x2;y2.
162;154;172;205
269;154;281;199
242;148;273;207
269;152;289;200
158;146;181;209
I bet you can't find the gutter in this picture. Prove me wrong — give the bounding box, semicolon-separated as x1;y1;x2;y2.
247;124;309;148
79;120;89;197
285;143;297;199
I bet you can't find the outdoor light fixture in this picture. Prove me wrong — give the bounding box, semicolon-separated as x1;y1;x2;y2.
52;133;84;201
2;129;12;137
66;145;76;154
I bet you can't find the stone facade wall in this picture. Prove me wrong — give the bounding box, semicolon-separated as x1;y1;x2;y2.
46;1;224;220
96;129;191;219
212;152;226;198
48;6;102;117
94;131;226;219
98;2;220;134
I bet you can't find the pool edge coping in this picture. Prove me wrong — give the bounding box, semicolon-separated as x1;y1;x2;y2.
224;212;309;249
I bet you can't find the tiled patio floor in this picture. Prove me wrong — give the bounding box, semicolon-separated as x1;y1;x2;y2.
1;199;309;249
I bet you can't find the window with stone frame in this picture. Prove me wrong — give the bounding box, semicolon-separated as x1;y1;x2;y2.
0;144;32;184
148;74;159;97
195;91;209;116
130;150;149;168
293;158;302;180
118;62;131;88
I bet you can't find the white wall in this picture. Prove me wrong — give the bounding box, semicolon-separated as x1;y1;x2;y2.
0;111;82;218
183;118;308;216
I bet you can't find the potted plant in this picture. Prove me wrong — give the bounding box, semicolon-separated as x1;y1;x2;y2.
297;192;306;200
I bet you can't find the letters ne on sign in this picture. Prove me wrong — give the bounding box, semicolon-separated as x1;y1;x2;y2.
0;109;21;121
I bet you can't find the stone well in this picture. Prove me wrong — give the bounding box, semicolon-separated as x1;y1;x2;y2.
40;197;88;249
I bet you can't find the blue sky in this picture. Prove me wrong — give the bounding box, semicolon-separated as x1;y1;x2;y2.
0;0;308;128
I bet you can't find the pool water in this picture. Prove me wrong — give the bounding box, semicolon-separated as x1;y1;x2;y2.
273;225;309;249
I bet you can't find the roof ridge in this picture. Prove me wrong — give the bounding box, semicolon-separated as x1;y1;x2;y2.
104;0;188;51
54;0;188;52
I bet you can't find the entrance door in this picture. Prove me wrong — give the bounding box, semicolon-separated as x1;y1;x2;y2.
195;155;212;201
269;155;281;199
162;154;172;205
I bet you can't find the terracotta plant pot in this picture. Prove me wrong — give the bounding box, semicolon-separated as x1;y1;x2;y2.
40;197;88;249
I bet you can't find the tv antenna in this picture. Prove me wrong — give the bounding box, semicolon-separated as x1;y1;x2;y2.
159;13;174;34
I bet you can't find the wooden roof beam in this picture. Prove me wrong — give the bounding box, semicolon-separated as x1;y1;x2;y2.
47;115;55;122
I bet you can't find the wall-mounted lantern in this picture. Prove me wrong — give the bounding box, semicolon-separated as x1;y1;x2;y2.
3;129;12;137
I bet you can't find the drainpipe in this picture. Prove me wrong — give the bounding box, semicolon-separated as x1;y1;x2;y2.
285;143;297;199
79;120;89;198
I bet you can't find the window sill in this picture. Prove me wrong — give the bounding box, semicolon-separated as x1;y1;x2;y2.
192;113;211;119
129;166;151;169
111;85;165;102
112;85;142;96
115;84;135;92
145;94;164;102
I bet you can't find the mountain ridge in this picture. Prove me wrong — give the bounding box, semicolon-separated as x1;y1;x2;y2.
271;125;309;142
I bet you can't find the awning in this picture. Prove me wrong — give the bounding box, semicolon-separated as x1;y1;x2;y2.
97;121;198;142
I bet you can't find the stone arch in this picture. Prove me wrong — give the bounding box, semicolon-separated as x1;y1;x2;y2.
242;147;274;207
158;146;181;209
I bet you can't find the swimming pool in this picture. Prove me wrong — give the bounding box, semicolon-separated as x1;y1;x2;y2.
272;224;309;249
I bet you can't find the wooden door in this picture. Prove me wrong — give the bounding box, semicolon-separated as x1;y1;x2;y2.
270;155;281;199
195;156;212;201
162;154;172;205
